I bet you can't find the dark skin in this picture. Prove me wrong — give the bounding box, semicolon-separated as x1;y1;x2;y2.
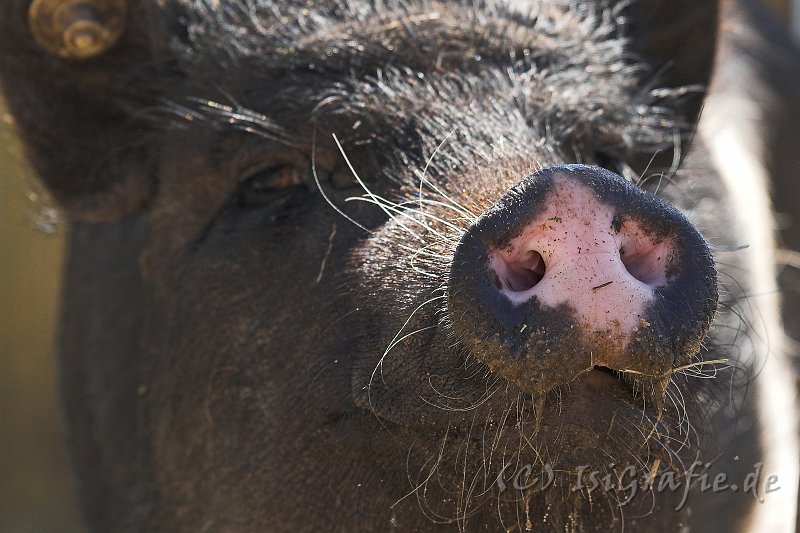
2;0;798;531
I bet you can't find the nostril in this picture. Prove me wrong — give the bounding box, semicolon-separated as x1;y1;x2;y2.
618;222;674;289
491;249;546;292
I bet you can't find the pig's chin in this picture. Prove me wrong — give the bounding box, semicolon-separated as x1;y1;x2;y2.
359;344;672;477
551;366;646;422
529;368;664;468
362;354;686;529
479;367;668;472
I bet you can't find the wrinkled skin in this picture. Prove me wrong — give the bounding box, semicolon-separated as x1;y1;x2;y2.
1;0;799;531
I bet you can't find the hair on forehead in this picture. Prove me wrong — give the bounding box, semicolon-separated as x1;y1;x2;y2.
156;0;683;173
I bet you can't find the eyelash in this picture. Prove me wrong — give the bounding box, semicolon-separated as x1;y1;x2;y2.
237;166;305;207
236;164;360;207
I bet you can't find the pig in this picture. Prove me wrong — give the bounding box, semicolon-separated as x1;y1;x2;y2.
1;0;799;531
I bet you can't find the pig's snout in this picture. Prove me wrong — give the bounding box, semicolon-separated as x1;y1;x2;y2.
448;164;718;399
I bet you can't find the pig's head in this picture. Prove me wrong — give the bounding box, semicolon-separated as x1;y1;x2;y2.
2;0;773;531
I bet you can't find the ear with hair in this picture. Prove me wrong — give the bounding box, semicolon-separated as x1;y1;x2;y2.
0;0;171;221
624;0;720;86
621;0;720;121
586;0;718;176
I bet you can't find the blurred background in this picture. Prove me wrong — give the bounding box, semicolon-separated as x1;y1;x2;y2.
1;105;81;532
0;1;796;532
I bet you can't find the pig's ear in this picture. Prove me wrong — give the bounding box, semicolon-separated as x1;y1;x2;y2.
0;0;167;221
624;0;720;91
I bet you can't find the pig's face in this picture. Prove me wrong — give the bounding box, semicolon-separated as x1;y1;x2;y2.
135;3;726;530
3;0;787;531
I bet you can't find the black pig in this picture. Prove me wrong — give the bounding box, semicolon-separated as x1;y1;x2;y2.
1;0;799;531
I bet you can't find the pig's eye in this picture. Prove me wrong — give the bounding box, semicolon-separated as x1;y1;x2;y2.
237;166;304;207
